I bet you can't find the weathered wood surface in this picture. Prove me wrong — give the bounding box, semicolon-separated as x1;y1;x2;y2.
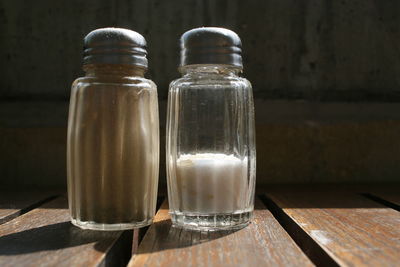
266;192;400;267
1;187;399;266
128;199;314;267
0;196;132;267
0;190;58;224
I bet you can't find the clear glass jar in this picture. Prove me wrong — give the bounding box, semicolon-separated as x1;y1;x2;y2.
67;64;159;230
166;64;256;230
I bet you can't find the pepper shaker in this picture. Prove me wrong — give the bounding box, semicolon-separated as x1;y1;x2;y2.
166;27;256;230
67;28;159;230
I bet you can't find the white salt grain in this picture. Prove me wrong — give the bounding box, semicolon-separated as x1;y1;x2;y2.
176;153;248;213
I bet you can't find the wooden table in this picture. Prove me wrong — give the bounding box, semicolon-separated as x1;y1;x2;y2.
0;185;399;267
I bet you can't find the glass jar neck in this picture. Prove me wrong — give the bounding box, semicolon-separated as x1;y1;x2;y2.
83;64;146;77
179;64;242;77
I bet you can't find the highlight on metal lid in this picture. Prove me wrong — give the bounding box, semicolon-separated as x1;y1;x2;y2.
180;27;242;67
83;27;148;68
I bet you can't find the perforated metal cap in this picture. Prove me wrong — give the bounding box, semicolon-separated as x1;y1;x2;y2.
180;27;242;67
83;27;148;68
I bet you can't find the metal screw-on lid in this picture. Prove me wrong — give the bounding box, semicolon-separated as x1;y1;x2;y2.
180;27;242;67
83;27;148;68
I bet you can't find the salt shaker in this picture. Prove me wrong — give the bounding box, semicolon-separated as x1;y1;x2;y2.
166;27;256;230
67;28;159;230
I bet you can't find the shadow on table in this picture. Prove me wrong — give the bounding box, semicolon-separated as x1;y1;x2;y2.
0;219;238;256
133;218;242;254
257;183;400;209
0;221;122;255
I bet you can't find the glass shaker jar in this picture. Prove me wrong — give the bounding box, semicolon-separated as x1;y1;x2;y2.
166;27;256;230
67;28;159;230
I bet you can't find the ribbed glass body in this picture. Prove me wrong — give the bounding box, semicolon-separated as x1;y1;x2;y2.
166;65;256;230
67;64;159;230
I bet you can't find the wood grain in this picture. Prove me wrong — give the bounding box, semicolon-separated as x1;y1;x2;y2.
0;190;58;224
0;196;132;267
128;198;314;267
266;192;400;266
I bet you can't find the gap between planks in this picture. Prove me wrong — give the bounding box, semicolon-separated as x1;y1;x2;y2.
263;191;400;267
0;196;133;267
0;191;60;224
362;193;400;212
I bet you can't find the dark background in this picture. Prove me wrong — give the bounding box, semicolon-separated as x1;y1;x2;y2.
1;0;400;188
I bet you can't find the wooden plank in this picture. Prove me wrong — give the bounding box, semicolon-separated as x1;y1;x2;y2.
128;198;314;267
0;196;133;267
266;192;400;267
0;190;58;224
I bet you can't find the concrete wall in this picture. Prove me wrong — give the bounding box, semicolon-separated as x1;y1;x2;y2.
1;0;400;188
